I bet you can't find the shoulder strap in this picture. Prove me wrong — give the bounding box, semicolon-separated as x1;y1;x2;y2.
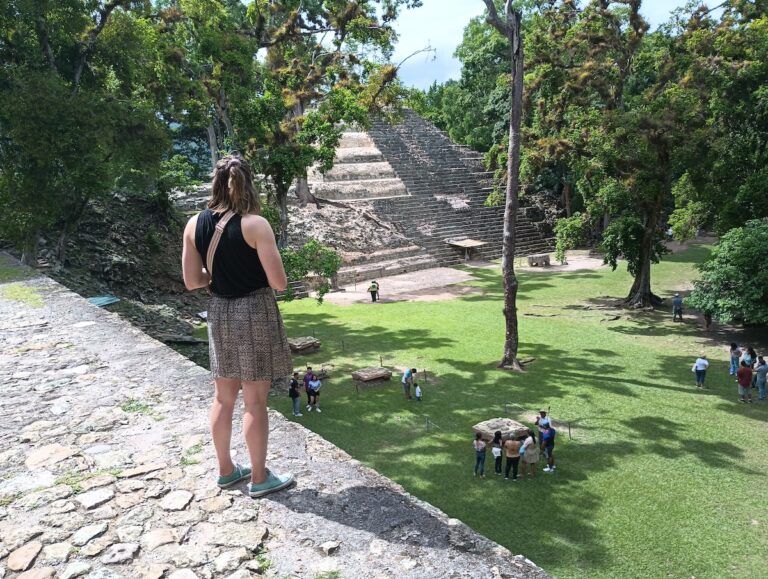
206;210;235;279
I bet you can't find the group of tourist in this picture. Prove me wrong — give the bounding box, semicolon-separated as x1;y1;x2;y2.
730;344;767;403
288;367;323;415
473;410;557;481
691;345;767;402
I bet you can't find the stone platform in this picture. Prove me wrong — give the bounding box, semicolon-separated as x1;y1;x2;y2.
0;257;547;579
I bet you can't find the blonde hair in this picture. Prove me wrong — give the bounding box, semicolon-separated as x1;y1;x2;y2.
208;155;260;215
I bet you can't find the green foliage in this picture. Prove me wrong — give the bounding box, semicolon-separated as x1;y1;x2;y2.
668;173;707;241
145;226;162;255
259;202;282;243
280;240;342;303
0;3;171;261
553;212;586;264
600;217;668;278
688;220;768;324
157;154;201;193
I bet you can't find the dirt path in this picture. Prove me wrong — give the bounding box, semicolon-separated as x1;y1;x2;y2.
323;252;608;305
323;265;491;305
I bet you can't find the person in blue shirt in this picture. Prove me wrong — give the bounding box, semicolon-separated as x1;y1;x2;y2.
541;425;557;473
672;293;684;321
401;368;416;400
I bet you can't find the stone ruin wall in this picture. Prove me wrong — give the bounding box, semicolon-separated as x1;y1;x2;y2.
0;258;548;579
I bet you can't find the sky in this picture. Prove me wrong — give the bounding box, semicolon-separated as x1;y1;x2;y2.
392;0;696;89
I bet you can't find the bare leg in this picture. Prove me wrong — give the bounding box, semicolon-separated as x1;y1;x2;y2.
211;378;240;476
242;380;271;484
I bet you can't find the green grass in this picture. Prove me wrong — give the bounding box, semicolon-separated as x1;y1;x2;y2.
0;282;44;307
0;254;34;284
274;242;768;579
180;443;203;466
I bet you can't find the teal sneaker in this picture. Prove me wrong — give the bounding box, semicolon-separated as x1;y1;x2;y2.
217;463;252;488
248;469;294;498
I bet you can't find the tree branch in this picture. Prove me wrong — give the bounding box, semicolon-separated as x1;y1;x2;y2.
482;0;508;36
72;0;132;95
35;17;58;73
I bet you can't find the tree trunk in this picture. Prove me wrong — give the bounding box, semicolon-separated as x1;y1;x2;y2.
295;176;316;207
625;140;669;308
216;89;235;140
499;11;524;371
563;181;572;217
206;123;219;171
625;223;662;308
56;196;90;265
20;229;39;267
276;186;289;249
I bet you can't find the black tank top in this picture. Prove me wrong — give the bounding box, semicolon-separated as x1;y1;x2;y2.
194;209;269;297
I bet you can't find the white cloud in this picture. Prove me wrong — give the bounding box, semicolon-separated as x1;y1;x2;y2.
392;0;703;89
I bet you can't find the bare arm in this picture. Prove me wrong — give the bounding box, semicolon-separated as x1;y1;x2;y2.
182;215;210;291
242;215;288;291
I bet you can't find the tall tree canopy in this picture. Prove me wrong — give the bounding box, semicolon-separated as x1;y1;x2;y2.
412;0;768;309
0;0;422;260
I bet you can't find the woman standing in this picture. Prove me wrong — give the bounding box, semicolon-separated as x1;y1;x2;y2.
755;356;768;401
182;156;294;498
747;347;759;388
692;354;709;389
730;343;740;377
503;436;522;481
472;433;487;478
491;431;503;476
520;429;540;480
307;375;322;412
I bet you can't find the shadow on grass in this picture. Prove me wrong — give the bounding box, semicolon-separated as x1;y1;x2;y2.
651;352;768;425
620;415;759;474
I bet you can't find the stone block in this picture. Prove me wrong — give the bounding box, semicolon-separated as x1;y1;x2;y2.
473;418;529;442
287;337;321;354
351;367;392;383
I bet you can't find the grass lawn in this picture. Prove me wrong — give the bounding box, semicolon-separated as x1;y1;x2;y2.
274;242;768;579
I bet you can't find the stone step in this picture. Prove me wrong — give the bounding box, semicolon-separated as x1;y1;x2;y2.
336;252;439;285
312;178;409;200
343;244;425;266
335;147;385;164
310;162;396;182
338;132;375;148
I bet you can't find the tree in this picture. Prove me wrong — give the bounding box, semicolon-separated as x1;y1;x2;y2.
482;0;525;370
687;220;768;325
161;0;421;246
0;1;170;265
667;3;768;237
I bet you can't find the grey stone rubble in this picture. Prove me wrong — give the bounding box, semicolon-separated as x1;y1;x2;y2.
0;260;548;579
473;419;530;442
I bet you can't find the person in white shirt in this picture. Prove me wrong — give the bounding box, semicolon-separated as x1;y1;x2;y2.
692;354;709;389
307;377;322;412
415;384;422;402
535;409;551;431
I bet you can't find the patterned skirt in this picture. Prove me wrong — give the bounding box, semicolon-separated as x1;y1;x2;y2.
207;288;293;382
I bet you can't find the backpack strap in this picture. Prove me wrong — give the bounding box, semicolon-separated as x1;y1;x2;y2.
206;210;235;280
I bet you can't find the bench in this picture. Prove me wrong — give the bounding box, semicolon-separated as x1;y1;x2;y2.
445;238;488;261
527;253;551;267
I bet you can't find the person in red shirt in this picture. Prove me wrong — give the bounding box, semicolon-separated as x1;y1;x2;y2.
737;361;753;404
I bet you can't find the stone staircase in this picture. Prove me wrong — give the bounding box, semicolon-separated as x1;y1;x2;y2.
366;109;554;268
307;132;410;201
335;245;438;286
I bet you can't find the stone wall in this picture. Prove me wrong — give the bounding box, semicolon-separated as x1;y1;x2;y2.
0;256;548;579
